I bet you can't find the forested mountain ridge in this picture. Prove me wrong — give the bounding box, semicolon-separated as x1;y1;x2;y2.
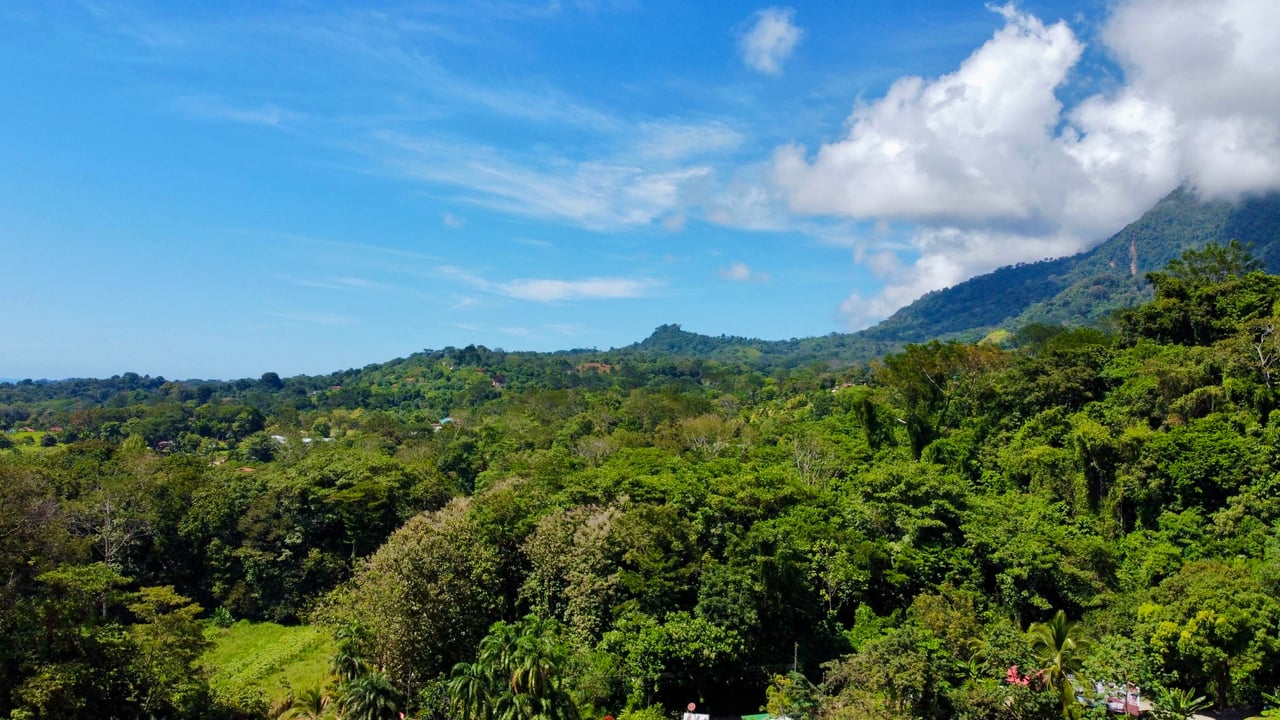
613;188;1280;363
4;189;1276;404
3;246;1280;719
621;323;895;369
862;186;1280;342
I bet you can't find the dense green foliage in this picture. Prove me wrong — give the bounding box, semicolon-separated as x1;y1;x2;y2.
5;244;1280;719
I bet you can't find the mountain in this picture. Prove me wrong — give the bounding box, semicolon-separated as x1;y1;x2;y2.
621;187;1280;365
9;189;1278;392
862;186;1280;343
622;323;894;369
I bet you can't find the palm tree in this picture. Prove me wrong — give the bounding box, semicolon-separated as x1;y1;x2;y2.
511;616;558;698
1027;610;1089;720
1151;686;1212;720
448;615;580;720
339;670;401;720
280;687;332;720
330;623;372;684
449;660;492;720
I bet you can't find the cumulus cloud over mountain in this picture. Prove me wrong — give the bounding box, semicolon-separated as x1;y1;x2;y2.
767;1;1280;328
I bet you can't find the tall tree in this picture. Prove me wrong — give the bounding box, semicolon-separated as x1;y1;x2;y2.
1027;611;1088;720
448;615;581;720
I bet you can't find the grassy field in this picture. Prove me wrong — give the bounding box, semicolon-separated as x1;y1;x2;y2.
4;431;47;452
202;620;336;707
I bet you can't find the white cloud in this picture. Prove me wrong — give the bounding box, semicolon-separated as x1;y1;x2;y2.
771;6;1091;225
739;7;803;76
264;310;357;325
439;265;660;302
636;121;743;161
278;275;378;291
499;277;658;301
703;164;791;231
770;1;1280;329
442;211;466;229
376;131;713;230
835;227;1081;328
172;95;300;127
1100;0;1280;200
718;261;770;283
661;213;687;232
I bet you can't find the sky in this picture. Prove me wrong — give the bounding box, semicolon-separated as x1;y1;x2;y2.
3;0;1279;380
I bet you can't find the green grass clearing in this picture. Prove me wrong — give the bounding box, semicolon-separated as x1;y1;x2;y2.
202;620;335;707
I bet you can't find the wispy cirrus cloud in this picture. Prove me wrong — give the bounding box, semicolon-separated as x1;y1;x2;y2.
635;120;743;161
95;4;753;237
278;274;378;291
440;266;661;302
264;310;357;326
172;94;300;128
81;0;185;48
500;277;658;301
375;131;714;230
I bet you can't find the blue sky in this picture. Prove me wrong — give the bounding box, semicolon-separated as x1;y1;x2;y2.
3;1;1278;380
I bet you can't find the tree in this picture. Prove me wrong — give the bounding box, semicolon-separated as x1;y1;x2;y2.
281;686;332;720
875;341;1007;458
328;500;502;698
1122;247;1280;346
816;624;947;720
1138;560;1280;706
340;670;401;720
672;413;740;459
520;504;621;642
330;623;373;684
1158;239;1262;288
765;670;819;720
127;585;211;717
1150;686;1212;720
448;615;580;720
9;563;139;718
1027;611;1088;720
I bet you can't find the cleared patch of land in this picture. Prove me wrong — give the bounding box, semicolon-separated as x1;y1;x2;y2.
202;621;335;706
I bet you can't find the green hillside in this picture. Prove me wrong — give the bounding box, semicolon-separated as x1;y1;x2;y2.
607;189;1280;364
865;187;1280;342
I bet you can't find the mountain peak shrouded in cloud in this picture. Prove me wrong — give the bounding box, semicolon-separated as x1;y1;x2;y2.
1103;0;1280;201
3;1;1278;378
767;0;1280;329
739;7;804;76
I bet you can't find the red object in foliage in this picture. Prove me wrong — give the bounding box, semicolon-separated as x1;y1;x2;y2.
1006;666;1031;686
